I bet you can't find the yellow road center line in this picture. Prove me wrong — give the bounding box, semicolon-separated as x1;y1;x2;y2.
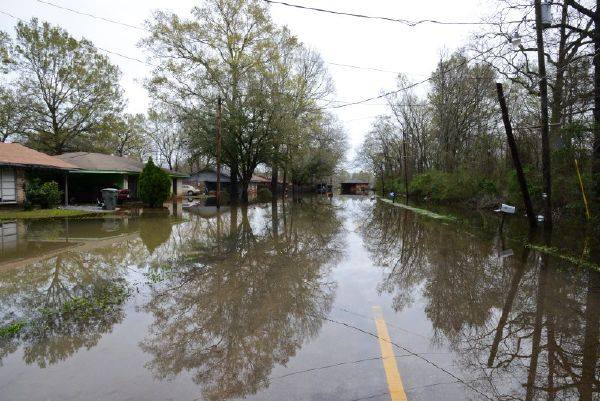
372;306;408;401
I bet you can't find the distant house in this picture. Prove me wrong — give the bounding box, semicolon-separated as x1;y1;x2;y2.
0;143;77;206
55;152;188;204
186;168;270;198
340;180;370;195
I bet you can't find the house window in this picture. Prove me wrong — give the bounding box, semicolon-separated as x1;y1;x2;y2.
0;167;16;203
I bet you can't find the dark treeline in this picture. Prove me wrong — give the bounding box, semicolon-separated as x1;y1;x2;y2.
358;0;599;221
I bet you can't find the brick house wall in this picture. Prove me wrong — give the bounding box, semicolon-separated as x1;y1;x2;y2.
15;168;26;205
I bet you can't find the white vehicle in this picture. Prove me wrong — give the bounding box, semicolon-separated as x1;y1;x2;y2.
181;184;200;196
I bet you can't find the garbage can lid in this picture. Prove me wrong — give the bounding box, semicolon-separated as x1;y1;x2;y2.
101;188;118;192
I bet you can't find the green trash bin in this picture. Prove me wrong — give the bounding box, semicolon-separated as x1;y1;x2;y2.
101;188;118;210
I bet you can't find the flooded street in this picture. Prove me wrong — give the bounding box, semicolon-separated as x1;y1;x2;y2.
0;196;598;401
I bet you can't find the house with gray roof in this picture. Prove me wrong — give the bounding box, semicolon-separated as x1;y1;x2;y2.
186;167;270;198
55;152;188;204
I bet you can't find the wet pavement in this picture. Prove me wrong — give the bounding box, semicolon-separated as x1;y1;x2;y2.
0;196;598;400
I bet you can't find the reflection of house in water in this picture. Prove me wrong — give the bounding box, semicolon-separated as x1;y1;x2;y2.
0;206;184;270
0;221;17;254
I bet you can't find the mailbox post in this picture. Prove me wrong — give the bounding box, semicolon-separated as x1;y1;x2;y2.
495;203;516;231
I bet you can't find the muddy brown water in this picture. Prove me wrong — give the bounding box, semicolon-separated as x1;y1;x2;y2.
0;196;597;401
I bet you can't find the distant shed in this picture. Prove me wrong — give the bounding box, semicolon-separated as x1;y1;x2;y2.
340;180;370;195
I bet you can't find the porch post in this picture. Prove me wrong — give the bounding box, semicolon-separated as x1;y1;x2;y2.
64;172;69;206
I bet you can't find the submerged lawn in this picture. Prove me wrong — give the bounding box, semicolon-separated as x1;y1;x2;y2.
0;209;109;220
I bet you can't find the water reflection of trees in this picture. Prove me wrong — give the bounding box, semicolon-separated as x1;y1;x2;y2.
360;201;599;400
0;237;144;367
140;199;343;401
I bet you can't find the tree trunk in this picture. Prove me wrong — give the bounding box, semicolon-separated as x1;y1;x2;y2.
271;165;278;197
534;0;553;228
230;163;239;202
549;1;569;151
282;167;287;197
593;3;600;215
240;177;250;204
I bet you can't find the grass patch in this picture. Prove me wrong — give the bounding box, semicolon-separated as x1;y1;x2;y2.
1;282;130;340
0;321;26;338
0;209;111;221
40;283;130;321
525;244;600;272
379;198;457;222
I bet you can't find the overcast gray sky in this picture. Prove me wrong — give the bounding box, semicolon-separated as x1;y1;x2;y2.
0;0;488;161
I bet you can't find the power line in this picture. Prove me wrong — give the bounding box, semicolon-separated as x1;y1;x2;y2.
0;8;154;67
325;41;512;109
33;0;419;77
36;0;149;32
262;0;504;26
326;62;401;75
7;2;599;111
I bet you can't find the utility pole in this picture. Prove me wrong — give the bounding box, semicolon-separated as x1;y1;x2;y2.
216;96;222;209
496;83;537;228
534;0;553;228
402;136;409;203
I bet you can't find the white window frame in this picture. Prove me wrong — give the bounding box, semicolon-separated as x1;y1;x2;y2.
0;167;17;204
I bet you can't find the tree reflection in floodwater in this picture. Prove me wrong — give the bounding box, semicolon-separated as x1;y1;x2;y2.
0;239;141;367
360;200;599;400
140;198;343;401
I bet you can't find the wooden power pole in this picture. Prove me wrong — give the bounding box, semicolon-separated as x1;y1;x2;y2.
496;83;538;228
534;0;553;228
402;137;409;203
216;96;222;209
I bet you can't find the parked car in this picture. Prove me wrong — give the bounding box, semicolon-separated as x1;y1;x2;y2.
117;189;130;203
181;184;201;196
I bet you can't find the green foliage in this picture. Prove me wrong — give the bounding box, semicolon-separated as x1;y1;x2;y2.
409;170;497;204
0;209;104;220
506;165;543;209
0;282;129;340
138;157;172;208
143;3;344;201
11;18;124;154
257;187;272;202
25;178;62;209
0;87;29;142
0;321;25;338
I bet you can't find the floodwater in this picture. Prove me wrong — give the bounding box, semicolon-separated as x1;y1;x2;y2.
0;197;597;401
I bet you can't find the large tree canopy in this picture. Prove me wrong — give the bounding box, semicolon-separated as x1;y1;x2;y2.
142;0;344;201
11;19;124;154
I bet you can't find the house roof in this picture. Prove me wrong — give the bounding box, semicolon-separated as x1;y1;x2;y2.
341;180;370;184
56;152;188;177
190;168;269;183
0;143;78;170
191;170;232;183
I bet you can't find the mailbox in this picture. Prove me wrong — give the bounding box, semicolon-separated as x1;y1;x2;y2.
495;204;516;214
